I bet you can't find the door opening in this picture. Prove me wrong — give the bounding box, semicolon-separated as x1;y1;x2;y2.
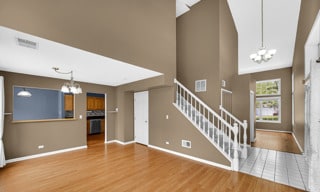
86;92;107;145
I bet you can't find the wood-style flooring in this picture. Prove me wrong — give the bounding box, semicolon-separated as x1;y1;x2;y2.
252;130;301;154
87;133;105;146
0;141;303;191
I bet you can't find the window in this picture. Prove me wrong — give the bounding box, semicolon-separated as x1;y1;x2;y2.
256;79;281;123
256;79;280;96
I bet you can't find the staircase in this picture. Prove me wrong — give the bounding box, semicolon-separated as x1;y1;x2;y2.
173;79;248;171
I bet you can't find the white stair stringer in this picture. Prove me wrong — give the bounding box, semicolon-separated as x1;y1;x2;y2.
173;79;243;171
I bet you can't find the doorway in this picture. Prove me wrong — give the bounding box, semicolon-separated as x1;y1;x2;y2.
86;92;107;146
134;91;149;145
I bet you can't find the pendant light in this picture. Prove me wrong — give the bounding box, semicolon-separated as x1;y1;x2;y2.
17;88;32;97
53;67;82;94
250;0;276;63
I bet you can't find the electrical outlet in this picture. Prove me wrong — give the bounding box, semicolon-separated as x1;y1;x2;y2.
165;141;170;145
38;145;44;149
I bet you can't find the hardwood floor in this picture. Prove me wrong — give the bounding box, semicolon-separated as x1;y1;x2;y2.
0;142;303;191
252;130;301;154
87;133;105;146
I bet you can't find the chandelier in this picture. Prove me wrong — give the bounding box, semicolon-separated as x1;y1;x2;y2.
17;88;32;97
250;0;276;63
53;67;82;94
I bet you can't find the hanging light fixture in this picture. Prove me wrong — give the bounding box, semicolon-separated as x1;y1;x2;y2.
250;0;276;63
53;67;82;94
17;88;32;97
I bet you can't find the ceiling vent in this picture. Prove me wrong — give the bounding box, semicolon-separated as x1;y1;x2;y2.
16;37;38;49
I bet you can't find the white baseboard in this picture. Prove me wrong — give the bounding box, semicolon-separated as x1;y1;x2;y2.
6;145;87;164
106;140;135;145
292;132;304;153
148;145;231;171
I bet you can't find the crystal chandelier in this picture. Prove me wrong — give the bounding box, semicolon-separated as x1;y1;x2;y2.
250;0;276;63
53;67;82;94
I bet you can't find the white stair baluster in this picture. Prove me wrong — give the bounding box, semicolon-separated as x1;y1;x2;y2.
228;127;231;156
173;79;244;171
242;120;248;158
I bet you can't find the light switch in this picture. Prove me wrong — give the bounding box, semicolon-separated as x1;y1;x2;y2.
166;115;169;119
79;115;83;119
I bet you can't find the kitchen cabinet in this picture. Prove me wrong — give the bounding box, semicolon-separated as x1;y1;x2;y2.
101;119;105;133
87;96;105;110
64;94;74;111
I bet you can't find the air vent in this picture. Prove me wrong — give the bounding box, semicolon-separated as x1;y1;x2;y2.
195;79;206;92
181;140;191;148
16;37;38;49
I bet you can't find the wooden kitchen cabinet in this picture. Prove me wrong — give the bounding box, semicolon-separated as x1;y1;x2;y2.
87;97;96;110
95;98;105;110
64;94;74;111
87;120;90;135
87;96;105;110
100;119;105;133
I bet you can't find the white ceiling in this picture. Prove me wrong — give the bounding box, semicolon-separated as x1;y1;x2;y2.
228;0;301;74
0;26;163;87
176;0;200;17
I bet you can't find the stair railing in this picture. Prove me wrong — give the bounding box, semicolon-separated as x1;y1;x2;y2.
174;79;239;171
219;105;248;158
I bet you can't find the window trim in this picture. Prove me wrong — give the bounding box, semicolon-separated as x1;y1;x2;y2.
256;96;281;123
256;78;281;96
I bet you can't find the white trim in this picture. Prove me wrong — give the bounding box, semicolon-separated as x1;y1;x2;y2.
173;103;232;162
105;93;108;144
148;145;232;171
292;132;304;153
256;129;291;133
221;88;232;94
220;88;232;108
6;145;87;164
256;96;281;123
256;79;281;96
106;140;135;145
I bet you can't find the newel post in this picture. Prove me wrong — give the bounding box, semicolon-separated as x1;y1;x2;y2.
242;120;248;158
232;123;239;171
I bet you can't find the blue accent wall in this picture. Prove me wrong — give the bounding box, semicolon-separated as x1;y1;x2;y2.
13;87;64;120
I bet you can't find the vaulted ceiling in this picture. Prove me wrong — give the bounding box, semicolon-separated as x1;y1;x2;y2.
228;0;301;74
0;0;303;86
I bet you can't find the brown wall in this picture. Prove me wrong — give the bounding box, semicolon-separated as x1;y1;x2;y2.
0;0;176;84
1;71;116;159
149;86;230;166
292;0;320;149
219;0;238;90
177;0;220;112
0;0;176;151
231;74;251;143
252;68;292;132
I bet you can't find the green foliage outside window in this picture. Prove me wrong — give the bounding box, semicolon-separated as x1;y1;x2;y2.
256;79;280;96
